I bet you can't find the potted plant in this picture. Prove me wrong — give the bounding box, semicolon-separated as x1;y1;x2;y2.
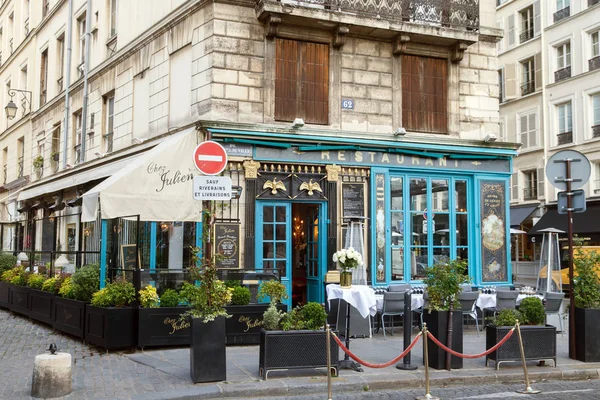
33;155;44;170
86;276;136;349
572;246;600;361
7;266;31;316
0;260;18;309
422;258;470;370
51;151;59;162
181;252;233;383
27;273;54;325
259;300;337;380
332;247;363;288
485;298;556;369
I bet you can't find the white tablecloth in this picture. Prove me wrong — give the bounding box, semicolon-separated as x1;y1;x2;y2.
475;293;544;310
375;294;424;312
326;284;377;318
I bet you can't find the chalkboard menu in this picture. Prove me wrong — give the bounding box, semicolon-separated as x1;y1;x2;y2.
120;245;140;270
214;223;240;268
342;183;365;219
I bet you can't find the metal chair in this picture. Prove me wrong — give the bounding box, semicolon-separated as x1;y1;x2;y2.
458;291;480;337
544;291;565;336
416;290;429;329
388;283;411;292
381;291;406;339
496;290;519;312
460;284;473;292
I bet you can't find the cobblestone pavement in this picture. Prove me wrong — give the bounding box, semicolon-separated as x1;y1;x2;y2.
0;310;193;400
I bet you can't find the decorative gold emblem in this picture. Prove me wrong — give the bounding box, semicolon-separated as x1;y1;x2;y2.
299;179;323;196
292;148;305;155
471;161;482;166
263;178;286;194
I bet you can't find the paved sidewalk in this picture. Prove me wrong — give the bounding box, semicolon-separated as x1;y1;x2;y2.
1;309;599;400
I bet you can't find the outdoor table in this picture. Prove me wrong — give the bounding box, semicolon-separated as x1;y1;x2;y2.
326;284;377;372
475;293;544;311
375;293;424;312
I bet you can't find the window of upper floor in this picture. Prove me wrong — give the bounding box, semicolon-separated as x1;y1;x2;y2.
519;5;534;43
591;94;600;139
56;33;65;91
2;147;7;185
556;101;573;145
555;42;571;82
77;14;86;74
17;136;24;178
511;172;519;202
73;110;82;164
274;38;329;125
8;11;14;55
42;0;50;19
519;110;538;149
23;0;30;38
498;68;504;103
40;48;48;106
593;162;600;196
590;31;600;72
554;0;571;23
103;94;115;153
523;169;539;200
520;58;534;96
19;63;27;91
505;2;540;50
110;0;117;38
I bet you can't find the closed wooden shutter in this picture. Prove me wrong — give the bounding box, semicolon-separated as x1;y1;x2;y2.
401;55;448;134
511;172;519;201
537;167;545;199
275;38;329;125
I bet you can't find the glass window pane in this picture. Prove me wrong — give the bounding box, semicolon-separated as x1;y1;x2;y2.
411;249;427;281
432;179;449;212
263;243;274;258
391;177;403;210
456;214;468;246
276;224;286;240
412;213;427;246
276;206;286;222
432;247;450;264
264;225;273;240
594;95;600;125
263;260;273;270
455;180;467;212
391;212;404;244
392;248;404;281
457;247;468;263
433;214;450;245
410;178;427;211
276;261;286;277
276;243;286;259
264;206;274;222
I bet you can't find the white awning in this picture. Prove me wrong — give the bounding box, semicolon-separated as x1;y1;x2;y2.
17;155;141;202
82;127;203;222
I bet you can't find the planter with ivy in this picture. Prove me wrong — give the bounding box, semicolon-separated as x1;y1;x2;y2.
0;280;10;309
137;286;191;348
0;255;17;309
85;277;136;349
27;273;54;325
572;246;600;362
485;299;556;369
4;267;31;316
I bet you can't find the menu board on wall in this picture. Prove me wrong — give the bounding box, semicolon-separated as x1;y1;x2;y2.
342;183;365;219
214;223;240;268
120;245;140;270
480;181;507;282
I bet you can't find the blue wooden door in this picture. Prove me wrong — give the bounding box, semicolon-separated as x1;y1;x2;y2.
256;202;292;309
305;205;323;303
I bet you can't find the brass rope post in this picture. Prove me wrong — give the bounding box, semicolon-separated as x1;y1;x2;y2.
326;324;332;400
515;320;541;394
416;323;440;400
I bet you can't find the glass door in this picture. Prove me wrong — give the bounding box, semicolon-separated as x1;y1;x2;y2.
256;202;291;309
305;205;322;303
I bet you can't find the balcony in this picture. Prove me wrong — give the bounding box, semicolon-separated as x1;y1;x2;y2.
3;165;6;184
256;0;479;46
590;0;600;7
554;66;571;82
17;156;24;178
74;144;81;164
42;0;50;18
553;6;570;23
589;56;600;72
523;187;538;201
104;132;114;153
24;18;29;37
9;38;13;55
593;124;600;138
40;90;47;107
57;77;64;91
521;80;534;96
557;131;573;145
519;28;533;43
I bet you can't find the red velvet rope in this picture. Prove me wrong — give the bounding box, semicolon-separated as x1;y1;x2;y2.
331;331;423;368
426;327;515;359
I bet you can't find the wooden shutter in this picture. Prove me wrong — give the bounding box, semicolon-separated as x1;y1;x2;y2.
533;1;541;37
508;14;515;48
534;52;542;91
537;167;545;198
274;38;329;125
528;113;537;147
511;172;519;201
496;18;504;53
504;63;517;100
40;50;48;102
401;55;448;134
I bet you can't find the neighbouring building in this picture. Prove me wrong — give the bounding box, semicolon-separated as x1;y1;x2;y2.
0;0;516;309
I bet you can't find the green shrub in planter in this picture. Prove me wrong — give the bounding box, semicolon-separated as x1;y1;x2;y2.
225;280;241;289
0;254;17;275
258;280;288;305
1;267;20;282
519;297;545;325
231;286;251;305
41;277;60;294
58;277;76;299
139;285;159;308
263;304;284;330
27;274;46;290
160;289;180;307
10;268;29;286
91;277;135;308
491;309;521;326
179;282;198;304
71;263;100;302
301;302;327;330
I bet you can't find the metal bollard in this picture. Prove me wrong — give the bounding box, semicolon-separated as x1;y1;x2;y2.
515;320;541;394
326;324;333;400
397;290;417;370
416;324;439;400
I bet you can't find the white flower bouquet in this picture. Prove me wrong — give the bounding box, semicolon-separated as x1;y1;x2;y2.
332;247;364;272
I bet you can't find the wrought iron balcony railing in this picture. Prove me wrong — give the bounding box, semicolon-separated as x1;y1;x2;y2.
40;90;47;106
553;6;570;23
557;131;573;145
521;80;534;96
523;187;538;201
9;38;13;55
57;77;63;91
258;0;480;31
519;28;533;43
589;0;600;7
589;56;600;72
104;132;114;153
42;0;50;18
592;124;600;138
554;66;571;82
74;144;81;164
17;156;24;178
3;165;6;184
24;18;29;37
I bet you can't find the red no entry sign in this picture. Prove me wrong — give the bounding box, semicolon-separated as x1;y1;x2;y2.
193;141;228;175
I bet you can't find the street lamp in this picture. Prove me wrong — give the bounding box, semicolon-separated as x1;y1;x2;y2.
5;88;32;120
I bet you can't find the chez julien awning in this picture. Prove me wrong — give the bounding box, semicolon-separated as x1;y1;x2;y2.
81;127;203;222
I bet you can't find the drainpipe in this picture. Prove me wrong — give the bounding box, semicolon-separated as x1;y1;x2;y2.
540;0;549;206
62;0;73;170
80;0;92;163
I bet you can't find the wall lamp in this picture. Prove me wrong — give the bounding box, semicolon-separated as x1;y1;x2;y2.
393;127;407;136
484;134;498;143
5;88;32;120
291;118;305;128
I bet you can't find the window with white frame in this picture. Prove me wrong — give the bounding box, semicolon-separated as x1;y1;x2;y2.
557;42;571;69
103;95;114;153
78;15;86;67
594;162;600;194
73;111;82;163
519;111;537;148
557;0;570;10
523;170;538;200
593;32;599;57
592;94;600;138
557;101;573;145
521;58;534;95
110;0;117;37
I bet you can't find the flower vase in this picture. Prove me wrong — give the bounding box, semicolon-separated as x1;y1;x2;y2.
340;270;352;288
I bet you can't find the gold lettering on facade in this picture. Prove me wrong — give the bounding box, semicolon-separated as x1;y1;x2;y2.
438;157;447;167
381;153;390;163
338;151;346;161
396;155;404;164
425;158;434;166
368;152;376;162
412;157;420;165
355;151;363;162
239;315;263;333
321;151;330;160
164;317;191;335
454;160;459;167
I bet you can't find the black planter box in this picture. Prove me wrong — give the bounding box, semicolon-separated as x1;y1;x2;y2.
190;316;227;383
423;310;463;370
486;325;556;369
28;289;54;325
85;305;136;350
575;307;600;362
9;285;30;317
0;281;10;309
53;297;87;339
226;304;287;345
138;307;191;348
259;329;339;380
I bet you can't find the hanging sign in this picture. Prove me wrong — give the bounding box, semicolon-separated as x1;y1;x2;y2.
193;176;232;200
342;183;365;219
193;141;228;175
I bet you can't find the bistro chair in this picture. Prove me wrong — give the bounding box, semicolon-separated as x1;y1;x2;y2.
460;284;473;292
416;290;429;329
458;291;480;336
496;290;519;312
544;291;565;336
381;291;406;339
388;283;411;292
